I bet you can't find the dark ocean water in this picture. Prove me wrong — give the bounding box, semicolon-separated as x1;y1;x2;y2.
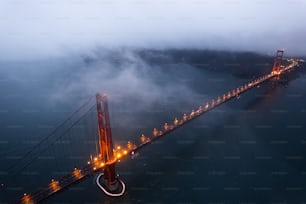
0;51;306;203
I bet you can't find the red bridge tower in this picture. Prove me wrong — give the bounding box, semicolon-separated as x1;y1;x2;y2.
95;93;125;196
271;49;284;75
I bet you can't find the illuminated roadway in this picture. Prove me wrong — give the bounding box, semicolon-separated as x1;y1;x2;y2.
19;59;302;204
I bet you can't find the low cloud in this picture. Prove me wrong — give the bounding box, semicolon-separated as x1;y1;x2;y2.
49;49;204;111
0;0;305;60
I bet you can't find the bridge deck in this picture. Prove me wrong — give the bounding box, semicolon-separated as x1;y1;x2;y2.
19;59;300;204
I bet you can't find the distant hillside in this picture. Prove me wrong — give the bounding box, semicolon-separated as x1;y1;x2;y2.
137;49;274;79
82;49;279;79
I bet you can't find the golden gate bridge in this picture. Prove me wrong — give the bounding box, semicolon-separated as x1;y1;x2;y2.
1;50;304;203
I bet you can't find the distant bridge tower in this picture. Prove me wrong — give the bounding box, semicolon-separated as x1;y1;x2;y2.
96;93;125;196
271;49;284;75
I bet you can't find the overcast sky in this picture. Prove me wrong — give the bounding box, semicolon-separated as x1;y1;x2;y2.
0;0;305;60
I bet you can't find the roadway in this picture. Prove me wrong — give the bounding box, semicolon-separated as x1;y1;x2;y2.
19;59;301;204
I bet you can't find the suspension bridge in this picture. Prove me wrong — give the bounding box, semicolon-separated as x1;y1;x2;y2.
0;50;304;203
